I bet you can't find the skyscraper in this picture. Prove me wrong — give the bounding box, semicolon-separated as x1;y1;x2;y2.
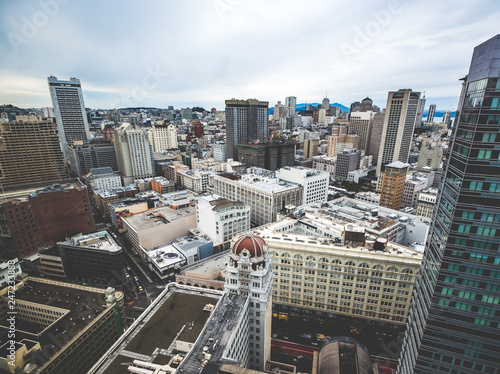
0;121;66;189
415;93;426;127
442;109;452;127
225;99;269;161
114;123;154;185
398;35;500;374
427;103;436;123
376;89;420;176
285;96;297;115
48;76;91;160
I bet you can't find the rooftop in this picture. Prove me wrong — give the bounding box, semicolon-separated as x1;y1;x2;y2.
236;174;302;194
385;161;410;169
90;286;222;374
89;167;114;176
59;231;122;253
123;205;196;230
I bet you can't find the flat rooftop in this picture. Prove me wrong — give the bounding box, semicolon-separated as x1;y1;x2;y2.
237;174;302;194
91;286;221;374
123;205;196;230
59;231;122;253
181;252;230;278
0;278;117;356
147;244;186;269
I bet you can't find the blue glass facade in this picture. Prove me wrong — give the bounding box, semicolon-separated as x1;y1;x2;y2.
398;35;500;374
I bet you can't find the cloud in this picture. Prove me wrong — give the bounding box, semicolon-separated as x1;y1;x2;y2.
0;0;499;111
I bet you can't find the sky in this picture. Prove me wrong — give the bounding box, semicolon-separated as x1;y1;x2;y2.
0;0;499;112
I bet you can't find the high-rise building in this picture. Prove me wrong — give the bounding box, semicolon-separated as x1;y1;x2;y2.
148;122;178;152
48;76;90;160
427;103;436;123
349;111;375;151
336;148;363;180
114;123;154;185
0;121;67;190
442;109;452;127
322;96;330;110
225;99;269;161
303;138;319;159
238;139;297;170
273;101;286;121
379;161;409;210
67;140;118;178
376;89;420;176
276;166;329;205
415;93;426;127
285;96;297;115
398;35;500;374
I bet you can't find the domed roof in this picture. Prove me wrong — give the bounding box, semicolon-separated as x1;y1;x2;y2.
232;234;267;258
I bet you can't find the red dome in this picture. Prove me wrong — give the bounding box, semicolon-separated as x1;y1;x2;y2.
232;234;267;258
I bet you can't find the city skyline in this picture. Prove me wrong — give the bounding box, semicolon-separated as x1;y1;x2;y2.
1;1;499;111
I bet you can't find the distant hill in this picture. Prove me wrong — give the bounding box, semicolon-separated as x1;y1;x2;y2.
269;102;349;115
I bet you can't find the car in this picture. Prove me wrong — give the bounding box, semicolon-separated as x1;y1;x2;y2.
138;286;144;292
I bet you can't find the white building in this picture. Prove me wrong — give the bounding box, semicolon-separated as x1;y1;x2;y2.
114;123;154;185
355;191;381;205
47;76;90;161
276;166;329;205
415;188;438;219
197;195;250;246
148;122;178;152
212;142;227;162
178;169;215;193
0;258;22;289
225;234;273;371
87;167;122;191
212;173;303;226
402;176;429;209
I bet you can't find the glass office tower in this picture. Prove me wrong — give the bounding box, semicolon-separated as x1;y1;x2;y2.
398;35;500;374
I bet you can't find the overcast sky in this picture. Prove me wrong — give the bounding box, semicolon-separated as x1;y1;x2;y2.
0;0;498;112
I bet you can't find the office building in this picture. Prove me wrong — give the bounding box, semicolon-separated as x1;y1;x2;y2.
376;89;420;176
178;169;216;193
87;167;122;191
213;141;227;162
212;173;302;226
0;277;125;374
0;181;94;259
348;111;374;152
415;187;438;219
148;122;178;152
427;104;436;123
237;139;297;171
244;214;423;326
379;161;409;211
67;140;118;177
144;235;213;281
122;204;197;251
398;35;500;374
273;101;286;121
401;174;430;209
336;149;362;180
285;96;297;115
276;166;329;205
0;121;66;190
196;194;251;246
93;185;138;215
225;99;269;161
57;231;124;286
367;112;386;166
47;76;90;160
442;109;452;127
327;131;360;157
108;198;148;229
417;138;444;169
303;138;319;159
114;123;155;185
415;94;426;127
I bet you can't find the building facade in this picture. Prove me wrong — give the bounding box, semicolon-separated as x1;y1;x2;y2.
0;121;67;190
276;166;329;205
379;161;409;211
67;140;118;177
149;122;178;152
48;76;90;160
196;195;251;246
225;99;269;161
398;35;500;374
376;89;420;176
114;123;155;185
237;140;296;171
212;173;303;226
